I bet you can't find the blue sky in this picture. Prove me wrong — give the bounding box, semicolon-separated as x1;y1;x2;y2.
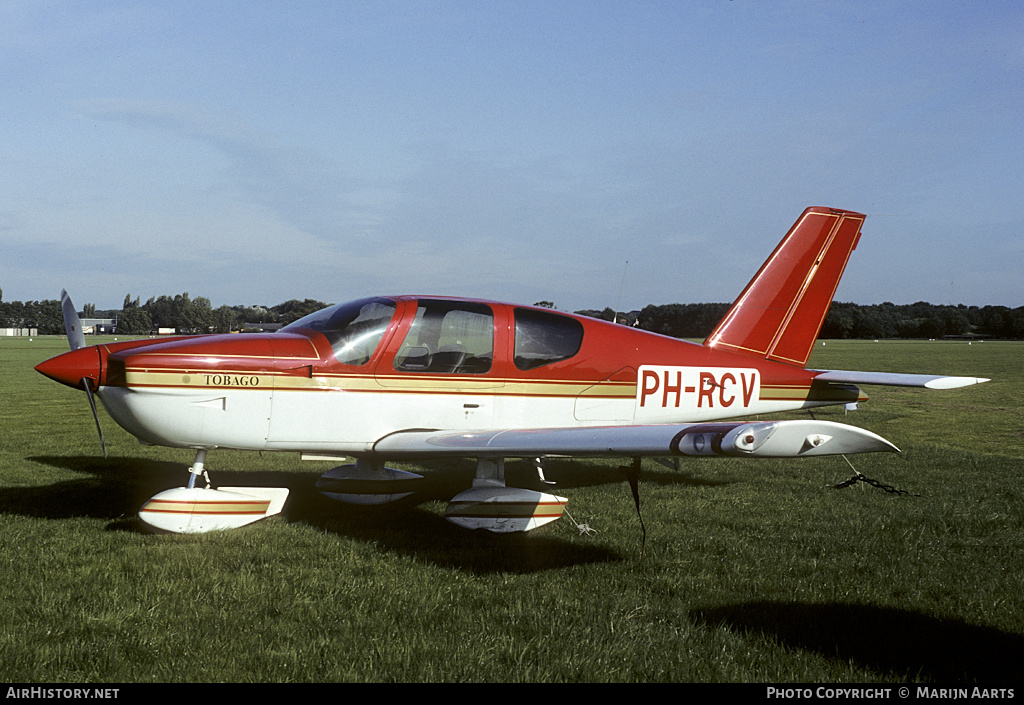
2;1;1022;312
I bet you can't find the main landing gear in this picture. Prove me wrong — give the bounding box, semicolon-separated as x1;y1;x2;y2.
316;456;568;533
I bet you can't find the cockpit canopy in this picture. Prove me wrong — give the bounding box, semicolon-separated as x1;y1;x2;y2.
284;297;586;372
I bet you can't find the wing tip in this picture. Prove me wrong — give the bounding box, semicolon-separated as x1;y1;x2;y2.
923;376;991;390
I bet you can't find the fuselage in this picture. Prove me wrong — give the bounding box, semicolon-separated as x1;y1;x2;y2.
37;296;863;455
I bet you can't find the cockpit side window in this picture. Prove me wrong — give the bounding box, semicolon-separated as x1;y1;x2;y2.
513;308;584;370
283;297;397;366
394;300;493;374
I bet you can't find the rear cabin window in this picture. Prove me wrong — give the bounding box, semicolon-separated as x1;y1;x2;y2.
513;308;584;370
282;297;397;366
394;300;493;374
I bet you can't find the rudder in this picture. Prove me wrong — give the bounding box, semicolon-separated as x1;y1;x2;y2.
704;207;865;367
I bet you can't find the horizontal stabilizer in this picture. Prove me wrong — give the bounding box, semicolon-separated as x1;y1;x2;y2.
372;419;899;459
813;370;990;389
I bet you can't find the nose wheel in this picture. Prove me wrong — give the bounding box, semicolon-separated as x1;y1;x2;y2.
138;449;289;533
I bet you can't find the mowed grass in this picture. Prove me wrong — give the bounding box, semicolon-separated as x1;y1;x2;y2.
0;335;1021;683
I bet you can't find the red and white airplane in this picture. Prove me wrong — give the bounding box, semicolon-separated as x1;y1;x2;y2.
36;207;988;534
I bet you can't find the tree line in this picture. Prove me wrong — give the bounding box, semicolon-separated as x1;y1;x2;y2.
0;292;329;335
575;300;1024;340
2;289;1023;339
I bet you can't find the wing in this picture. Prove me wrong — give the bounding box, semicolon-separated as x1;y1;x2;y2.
372;419;899;459
813;370;990;389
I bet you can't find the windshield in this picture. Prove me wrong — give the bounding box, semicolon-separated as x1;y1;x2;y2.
283;297;397;365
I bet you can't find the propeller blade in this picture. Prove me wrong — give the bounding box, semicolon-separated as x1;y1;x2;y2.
58;290;107;457
82;377;108;459
60;289;86;351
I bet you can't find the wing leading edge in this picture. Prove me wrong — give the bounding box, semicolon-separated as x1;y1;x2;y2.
372;419;899;459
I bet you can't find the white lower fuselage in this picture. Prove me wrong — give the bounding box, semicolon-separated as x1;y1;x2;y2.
97;364;858;455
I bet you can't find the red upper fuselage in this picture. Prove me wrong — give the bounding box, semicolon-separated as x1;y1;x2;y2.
35;296;853;395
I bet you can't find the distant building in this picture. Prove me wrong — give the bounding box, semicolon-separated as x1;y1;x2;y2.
81;318;117;335
0;327;38;337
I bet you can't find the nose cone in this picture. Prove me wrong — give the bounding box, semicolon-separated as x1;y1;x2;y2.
35;346;103;390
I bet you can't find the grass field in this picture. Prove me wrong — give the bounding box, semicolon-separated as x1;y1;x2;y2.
1;336;1021;683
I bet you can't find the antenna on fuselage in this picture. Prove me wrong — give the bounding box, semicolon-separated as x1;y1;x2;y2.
614;260;628;324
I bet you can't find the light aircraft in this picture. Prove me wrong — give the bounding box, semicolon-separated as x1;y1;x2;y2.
36;207;989;534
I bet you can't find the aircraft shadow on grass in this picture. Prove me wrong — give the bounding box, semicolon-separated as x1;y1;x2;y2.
691;601;1024;682
14;455;716;573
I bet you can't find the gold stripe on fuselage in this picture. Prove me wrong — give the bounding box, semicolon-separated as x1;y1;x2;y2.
122;368;634;397
121;368;855;403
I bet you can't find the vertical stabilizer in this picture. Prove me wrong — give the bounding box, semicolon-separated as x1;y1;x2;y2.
704;207;865;367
